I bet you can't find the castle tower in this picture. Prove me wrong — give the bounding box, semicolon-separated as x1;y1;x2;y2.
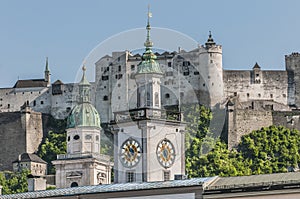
52;67;112;188
285;52;300;107
198;32;223;107
44;57;51;86
112;7;186;183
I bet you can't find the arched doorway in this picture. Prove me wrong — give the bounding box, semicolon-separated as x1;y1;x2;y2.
70;182;78;187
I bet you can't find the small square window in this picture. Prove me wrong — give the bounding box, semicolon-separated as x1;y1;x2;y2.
102;76;109;81
103;96;108;101
163;171;170;181
126;171;135;182
183;71;189;76
131;65;135;71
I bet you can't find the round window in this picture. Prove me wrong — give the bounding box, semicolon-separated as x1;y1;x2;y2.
74;135;80;140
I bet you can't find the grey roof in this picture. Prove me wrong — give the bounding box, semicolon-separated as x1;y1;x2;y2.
0;177;216;199
253;62;261;69
52;80;63;85
13;79;48;88
205;172;300;191
12;153;47;164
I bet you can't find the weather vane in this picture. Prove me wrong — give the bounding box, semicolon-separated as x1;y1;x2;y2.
148;4;152;18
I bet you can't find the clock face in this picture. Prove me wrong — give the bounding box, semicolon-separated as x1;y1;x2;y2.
120;139;141;168
156;139;176;168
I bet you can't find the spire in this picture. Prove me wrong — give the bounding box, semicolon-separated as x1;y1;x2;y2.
144;4;153;49
79;64;91;103
44;57;50;85
205;31;216;48
136;5;162;75
45;57;49;72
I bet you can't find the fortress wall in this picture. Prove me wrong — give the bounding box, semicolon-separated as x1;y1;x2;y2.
0;112;26;171
0;87;51;114
224;70;288;105
272;111;300;130
227;109;273;149
24;111;43;154
0;110;44;171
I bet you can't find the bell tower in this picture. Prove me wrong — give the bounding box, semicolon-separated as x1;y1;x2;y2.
52;66;112;188
112;6;186;183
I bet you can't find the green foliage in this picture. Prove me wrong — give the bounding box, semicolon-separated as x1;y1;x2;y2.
238;126;300;174
37;117;67;174
0;169;30;195
46;186;56;190
187;125;300;178
183;104;216;177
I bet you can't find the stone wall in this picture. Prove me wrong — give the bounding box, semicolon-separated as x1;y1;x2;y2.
224;69;288;105
0;112;26;170
227;101;300;149
0;109;43;171
227;107;273;149
272;110;300;130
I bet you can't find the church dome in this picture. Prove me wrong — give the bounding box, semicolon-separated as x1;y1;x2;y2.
66;66;101;129
67;102;100;129
137;53;162;74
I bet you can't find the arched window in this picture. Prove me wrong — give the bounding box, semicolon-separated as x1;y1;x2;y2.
70;182;78;187
146;92;151;106
155;92;159;106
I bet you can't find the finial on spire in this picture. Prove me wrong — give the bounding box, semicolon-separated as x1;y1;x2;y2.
144;4;153;49
82;65;86;72
82;60;87;74
147;4;152;22
79;60;90;86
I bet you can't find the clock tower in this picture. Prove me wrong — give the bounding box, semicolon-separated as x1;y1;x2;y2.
112;7;186;183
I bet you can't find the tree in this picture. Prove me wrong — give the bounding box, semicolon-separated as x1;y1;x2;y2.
38;130;66;174
238;126;300;174
183;104;215;177
186;125;300;178
0;169;30;195
37;117;67;174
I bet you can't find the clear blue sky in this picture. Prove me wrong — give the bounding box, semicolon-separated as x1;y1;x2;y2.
1;0;300;87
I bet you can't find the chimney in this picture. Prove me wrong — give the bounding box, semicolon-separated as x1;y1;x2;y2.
27;175;46;192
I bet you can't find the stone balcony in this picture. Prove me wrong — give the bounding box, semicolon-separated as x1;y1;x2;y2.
113;107;182;123
57;152;111;163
